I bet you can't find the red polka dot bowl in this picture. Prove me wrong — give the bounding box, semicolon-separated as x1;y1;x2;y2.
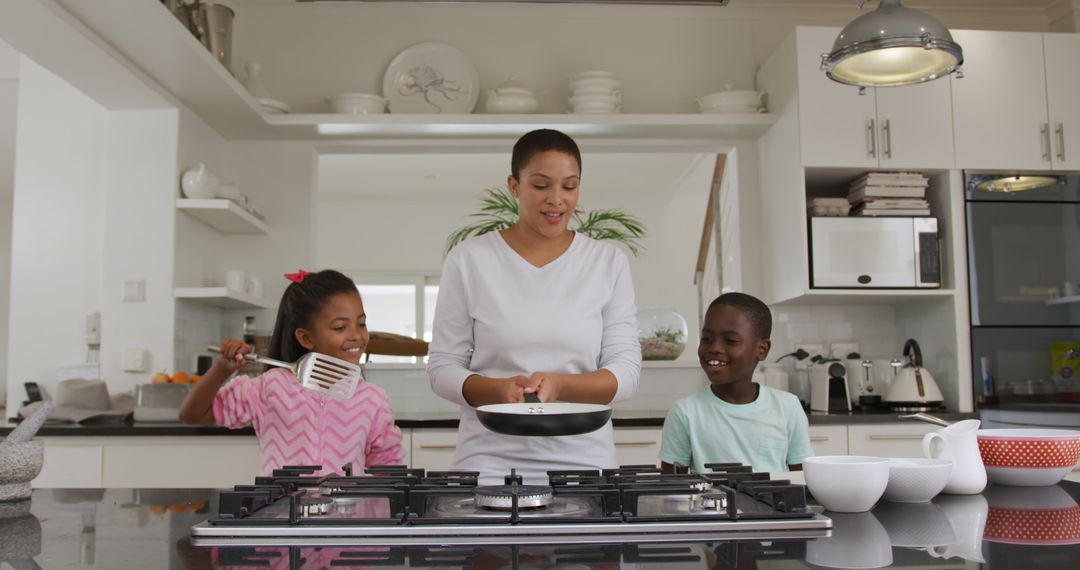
977;429;1080;486
984;484;1080;545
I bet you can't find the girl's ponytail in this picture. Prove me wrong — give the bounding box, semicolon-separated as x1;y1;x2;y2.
268;269;360;362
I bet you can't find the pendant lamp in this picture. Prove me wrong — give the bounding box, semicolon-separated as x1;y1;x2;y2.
822;0;963;87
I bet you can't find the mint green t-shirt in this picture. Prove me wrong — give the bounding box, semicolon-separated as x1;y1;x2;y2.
659;385;814;475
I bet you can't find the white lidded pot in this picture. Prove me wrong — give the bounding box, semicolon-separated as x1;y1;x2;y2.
485;78;540;114
180;163;220;199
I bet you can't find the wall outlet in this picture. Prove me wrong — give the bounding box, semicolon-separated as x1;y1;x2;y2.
122;279;145;302
793;342;825;370
831;341;861;360
122;348;150;373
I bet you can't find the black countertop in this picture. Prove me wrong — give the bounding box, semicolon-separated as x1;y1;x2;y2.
0;409;978;437
5;482;1079;568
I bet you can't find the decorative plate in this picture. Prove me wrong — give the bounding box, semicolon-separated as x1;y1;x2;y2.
382;42;479;114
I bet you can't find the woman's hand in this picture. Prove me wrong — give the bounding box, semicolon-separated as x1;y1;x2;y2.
530;372;564;403
462;374;540;406
212;338;251;375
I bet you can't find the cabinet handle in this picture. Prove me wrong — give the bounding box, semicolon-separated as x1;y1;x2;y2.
417;444;457;450
867;119;877;158
615;441;658;447
882;119;892;159
1041;123;1051;161
868;434;925;441
810;436;830;443
1057;123;1066;162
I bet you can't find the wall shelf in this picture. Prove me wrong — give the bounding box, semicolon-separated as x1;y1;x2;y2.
176;199;269;235
773;289;958;307
174;287;271;309
53;1;777;143
1046;294;1080;306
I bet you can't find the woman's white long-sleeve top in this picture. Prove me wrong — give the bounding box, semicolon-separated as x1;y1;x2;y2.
427;231;642;484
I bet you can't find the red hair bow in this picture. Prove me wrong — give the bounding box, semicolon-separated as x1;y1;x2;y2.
284;269;312;283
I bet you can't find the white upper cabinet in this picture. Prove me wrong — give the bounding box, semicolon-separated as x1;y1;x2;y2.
796;27;955;169
952;31;1053;170
1044;33;1080;171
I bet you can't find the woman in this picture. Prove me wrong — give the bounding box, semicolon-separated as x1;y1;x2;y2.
427;129;642;484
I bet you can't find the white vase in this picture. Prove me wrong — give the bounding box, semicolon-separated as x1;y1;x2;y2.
242;62;274;100
180;163;220;199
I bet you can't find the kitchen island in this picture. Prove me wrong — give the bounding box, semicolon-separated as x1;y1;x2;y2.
3;482;1079;568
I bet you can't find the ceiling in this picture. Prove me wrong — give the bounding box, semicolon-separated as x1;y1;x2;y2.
733;0;1059;7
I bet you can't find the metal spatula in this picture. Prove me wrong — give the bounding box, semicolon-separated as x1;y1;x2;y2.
208;346;362;400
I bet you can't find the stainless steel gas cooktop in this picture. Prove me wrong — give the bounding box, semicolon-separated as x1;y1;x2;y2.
191;463;831;545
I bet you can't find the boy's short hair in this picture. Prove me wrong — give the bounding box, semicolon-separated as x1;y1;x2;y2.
708;292;772;340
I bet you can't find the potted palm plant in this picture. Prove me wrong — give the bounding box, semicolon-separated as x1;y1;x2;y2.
445;186;647;256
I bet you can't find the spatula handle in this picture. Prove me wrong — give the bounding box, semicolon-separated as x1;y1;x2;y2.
207;345;292;370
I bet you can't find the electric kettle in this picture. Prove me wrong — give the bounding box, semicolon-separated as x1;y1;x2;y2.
884;339;944;411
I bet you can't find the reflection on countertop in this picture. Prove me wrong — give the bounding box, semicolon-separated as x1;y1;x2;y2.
4;482;1079;568
1;408;980;437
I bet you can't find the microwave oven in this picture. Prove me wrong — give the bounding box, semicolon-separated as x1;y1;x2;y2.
809;217;941;288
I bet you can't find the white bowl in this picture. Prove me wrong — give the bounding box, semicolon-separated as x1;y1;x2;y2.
874;501;956;547
571;70;618;81
806;511;893;569
326;92;387;114
569;93;620;106
570;77;622;94
696;87;764;108
883;458;953;503
699;104;765;114
804;455;890;512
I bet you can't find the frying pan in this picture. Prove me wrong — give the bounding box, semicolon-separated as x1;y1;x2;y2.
475;393;613;436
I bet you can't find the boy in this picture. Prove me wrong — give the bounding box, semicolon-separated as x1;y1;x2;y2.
660;292;813;475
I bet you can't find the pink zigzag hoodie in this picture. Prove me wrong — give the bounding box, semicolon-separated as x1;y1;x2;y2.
213;368;404;476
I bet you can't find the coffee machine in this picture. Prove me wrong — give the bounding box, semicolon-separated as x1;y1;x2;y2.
810;360;851;413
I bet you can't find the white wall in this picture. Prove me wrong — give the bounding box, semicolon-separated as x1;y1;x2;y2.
6;57;108;416
316;152;714;362
100;109;179;391
0;40;17;407
226;2;1054;115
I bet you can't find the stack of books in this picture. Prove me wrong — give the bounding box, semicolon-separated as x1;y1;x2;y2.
848;172;931;216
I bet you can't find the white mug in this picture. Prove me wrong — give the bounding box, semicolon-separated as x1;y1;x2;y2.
245;276;264;299
225;270;245;293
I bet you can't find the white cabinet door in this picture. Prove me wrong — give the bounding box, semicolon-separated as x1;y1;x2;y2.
797;27;880;168
34;440;103;488
848;424;937;458
807;425;847;456
952;30;1050;170
410;428;459;472
1044;33;1080;170
876;78;955;169
101;437;260;488
614;428;662;467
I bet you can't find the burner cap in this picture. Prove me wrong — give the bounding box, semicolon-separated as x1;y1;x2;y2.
474;485;553;510
300;497;334;517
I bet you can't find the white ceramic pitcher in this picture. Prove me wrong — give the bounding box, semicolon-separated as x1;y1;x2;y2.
922;419;987;495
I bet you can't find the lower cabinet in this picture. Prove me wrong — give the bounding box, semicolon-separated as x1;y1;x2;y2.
33;436;260;489
613;428;663;466
807;425;848;456
410;428;459;472
847;424;938;458
409;428;665;472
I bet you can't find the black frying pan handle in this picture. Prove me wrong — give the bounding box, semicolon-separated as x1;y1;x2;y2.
903;339;923;367
524;392;541;404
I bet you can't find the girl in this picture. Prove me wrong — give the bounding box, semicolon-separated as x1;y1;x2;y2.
427;129;642;485
179;269;403;476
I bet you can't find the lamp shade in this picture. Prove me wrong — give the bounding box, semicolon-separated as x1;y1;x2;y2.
822;0;963;87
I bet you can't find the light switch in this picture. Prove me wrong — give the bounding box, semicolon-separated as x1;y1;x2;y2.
122;280;145;302
122;348;150;372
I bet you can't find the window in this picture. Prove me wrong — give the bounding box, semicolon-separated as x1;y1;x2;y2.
351;274;439;363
